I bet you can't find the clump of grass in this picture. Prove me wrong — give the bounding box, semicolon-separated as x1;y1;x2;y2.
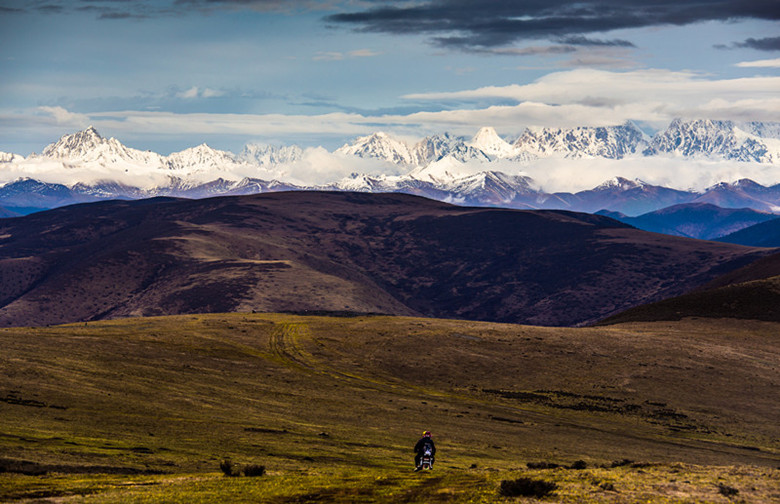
527;461;559;469
599;482;616;491
219;459;238;477
717;483;739;497
499;477;558;498
243;465;265;477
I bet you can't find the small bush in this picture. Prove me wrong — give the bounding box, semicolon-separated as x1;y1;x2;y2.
718;483;739;497
243;464;266;477
219;459;237;477
499;477;558;498
527;461;560;469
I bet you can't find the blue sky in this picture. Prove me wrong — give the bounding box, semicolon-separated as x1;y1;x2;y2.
0;0;778;155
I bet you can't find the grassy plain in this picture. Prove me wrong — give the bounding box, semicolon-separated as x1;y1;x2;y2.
1;313;778;502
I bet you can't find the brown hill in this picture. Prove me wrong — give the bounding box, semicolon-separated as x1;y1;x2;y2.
598;252;780;324
0;192;772;327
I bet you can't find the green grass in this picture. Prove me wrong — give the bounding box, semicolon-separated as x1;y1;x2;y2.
1;313;779;502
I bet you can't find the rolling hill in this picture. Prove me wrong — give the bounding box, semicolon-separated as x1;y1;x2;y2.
599;251;780;324
1;314;778;502
0;192;774;328
717;215;780;247
598;202;777;240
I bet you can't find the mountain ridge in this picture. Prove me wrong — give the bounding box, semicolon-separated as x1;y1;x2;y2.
2;121;780;215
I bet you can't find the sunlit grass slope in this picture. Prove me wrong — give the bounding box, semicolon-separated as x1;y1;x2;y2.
1;314;778;502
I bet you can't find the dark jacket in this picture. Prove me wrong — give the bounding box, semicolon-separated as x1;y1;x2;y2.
414;437;436;456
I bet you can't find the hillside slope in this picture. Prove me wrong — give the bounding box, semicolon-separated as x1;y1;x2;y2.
0;192;772;327
599;252;780;324
1;314;778;477
717;216;780;247
600;203;777;240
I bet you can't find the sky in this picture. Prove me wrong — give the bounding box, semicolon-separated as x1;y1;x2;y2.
0;0;778;156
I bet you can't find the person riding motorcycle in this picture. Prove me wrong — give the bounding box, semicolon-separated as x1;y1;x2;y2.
414;431;436;471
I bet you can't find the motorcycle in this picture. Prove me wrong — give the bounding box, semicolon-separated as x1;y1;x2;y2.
419;446;434;470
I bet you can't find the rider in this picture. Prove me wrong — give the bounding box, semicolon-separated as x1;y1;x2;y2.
414;431;436;471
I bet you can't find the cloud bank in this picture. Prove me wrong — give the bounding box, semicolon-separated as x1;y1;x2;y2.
14;68;776;146
327;0;780;49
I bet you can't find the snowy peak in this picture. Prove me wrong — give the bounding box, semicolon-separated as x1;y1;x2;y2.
514;122;648;159
166;143;238;172
650;119;780;162
336;132;415;165
41;126;108;159
594;177;646;191
239;143;303;167
39;126;165;168
412;132;490;164
0;151;24;163
469;127;516;158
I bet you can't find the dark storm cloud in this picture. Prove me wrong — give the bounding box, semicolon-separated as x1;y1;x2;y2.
173;0;329;12
716;36;780;51
0;0;172;18
0;0;344;17
326;0;780;49
558;36;635;48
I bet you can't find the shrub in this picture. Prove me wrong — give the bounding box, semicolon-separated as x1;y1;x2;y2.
527;461;559;469
718;483;739;497
499;477;558;498
243;464;266;477
219;459;237;477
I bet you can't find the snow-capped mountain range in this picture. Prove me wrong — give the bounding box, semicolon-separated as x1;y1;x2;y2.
1;120;779;216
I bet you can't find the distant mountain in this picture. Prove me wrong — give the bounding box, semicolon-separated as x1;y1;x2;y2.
37;126;166;168
513;122;649;159
542;177;696;216
648;119;780;163
413;132;490;164
717;217;780;247
0;178;96;212
335;132;417;165
468;126;517;158
0;192;771;328
166;143;245;174
238;143;304;167
2;122;780;215
601;202;778;240
692;179;780;213
0;205;19;218
0;151;24;163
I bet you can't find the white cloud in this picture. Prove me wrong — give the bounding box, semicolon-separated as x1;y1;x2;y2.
177;86;200;99
516;156;780;193
735;58;780;68
201;88;225;98
314;51;345;61
175;86;225;99
281;148;406;186
348;49;381;58
313;48;380;61
36;106;90;127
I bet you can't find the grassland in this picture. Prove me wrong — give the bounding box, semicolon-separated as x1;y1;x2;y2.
1;314;778;502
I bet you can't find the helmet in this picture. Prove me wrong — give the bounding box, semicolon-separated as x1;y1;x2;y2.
422;431;432;438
